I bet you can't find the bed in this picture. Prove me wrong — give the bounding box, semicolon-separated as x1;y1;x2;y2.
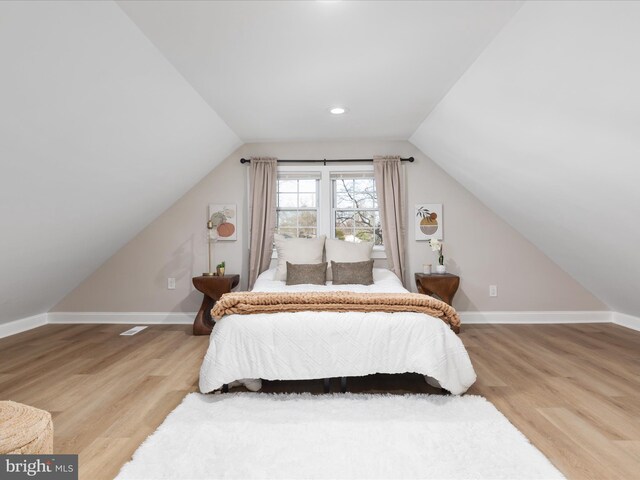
199;267;476;395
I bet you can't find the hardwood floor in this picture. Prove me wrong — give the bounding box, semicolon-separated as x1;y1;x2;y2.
1;322;638;479
0;324;207;479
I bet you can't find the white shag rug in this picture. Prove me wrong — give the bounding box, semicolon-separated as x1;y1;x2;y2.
117;393;563;480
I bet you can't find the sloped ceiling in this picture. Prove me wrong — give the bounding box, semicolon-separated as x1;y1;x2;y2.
411;1;640;316
116;0;522;141
0;1;240;324
4;0;635;324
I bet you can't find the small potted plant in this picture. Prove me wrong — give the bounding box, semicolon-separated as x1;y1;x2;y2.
429;239;446;274
216;261;225;276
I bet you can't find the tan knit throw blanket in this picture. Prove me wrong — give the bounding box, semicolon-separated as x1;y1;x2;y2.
211;291;460;333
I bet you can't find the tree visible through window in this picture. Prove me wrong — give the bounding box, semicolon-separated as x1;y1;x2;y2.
274;170;383;248
333;176;382;245
276;177;318;238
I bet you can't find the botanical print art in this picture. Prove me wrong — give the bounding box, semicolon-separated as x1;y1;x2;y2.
209;204;237;241
415;204;443;240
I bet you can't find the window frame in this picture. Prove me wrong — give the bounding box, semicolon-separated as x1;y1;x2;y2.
273;165;386;259
275;175;320;239
331;175;381;247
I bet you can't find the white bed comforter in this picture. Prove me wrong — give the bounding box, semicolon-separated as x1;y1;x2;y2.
199;268;476;395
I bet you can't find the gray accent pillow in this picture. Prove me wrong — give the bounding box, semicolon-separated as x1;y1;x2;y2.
286;262;327;286
331;260;374;285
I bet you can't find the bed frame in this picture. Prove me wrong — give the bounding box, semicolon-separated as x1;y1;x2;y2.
221;377;349;394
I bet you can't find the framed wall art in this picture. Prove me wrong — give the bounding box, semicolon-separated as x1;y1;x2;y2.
208;204;237;241
415;204;443;241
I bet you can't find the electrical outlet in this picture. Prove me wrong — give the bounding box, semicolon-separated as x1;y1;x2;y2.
167;277;176;290
489;285;498;297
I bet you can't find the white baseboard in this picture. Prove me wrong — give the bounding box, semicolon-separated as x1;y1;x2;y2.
0;313;48;339
612;312;640;331
48;312;195;325
459;310;612;324
3;310;638;338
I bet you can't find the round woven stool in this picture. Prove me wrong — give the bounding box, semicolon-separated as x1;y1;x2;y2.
0;401;53;454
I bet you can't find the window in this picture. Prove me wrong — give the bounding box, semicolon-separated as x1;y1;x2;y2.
332;174;382;245
276;174;319;238
274;166;384;254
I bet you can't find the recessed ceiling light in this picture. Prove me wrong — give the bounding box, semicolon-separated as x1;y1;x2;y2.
329;107;347;115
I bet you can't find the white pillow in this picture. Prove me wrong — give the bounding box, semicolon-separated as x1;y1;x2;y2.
325;238;374;280
274;234;326;281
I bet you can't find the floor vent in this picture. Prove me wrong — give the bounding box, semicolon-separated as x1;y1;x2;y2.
120;326;148;336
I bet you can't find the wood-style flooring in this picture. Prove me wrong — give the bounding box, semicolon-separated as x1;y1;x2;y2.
0;322;638;479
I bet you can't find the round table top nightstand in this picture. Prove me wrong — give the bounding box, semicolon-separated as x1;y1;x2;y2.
192;274;240;295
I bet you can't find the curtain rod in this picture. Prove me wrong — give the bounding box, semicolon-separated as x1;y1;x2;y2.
240;157;414;165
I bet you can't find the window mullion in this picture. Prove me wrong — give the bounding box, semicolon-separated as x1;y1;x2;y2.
319;168;331;239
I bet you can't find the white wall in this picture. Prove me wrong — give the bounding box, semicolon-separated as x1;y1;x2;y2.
0;1;240;324
411;1;640;317
54;140;604;314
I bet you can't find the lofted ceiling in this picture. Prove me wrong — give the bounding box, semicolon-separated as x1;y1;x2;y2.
0;1;240;324
411;1;640;317
3;0;638;325
116;0;522;141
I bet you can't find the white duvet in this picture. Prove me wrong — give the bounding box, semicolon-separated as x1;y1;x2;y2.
199;268;476;395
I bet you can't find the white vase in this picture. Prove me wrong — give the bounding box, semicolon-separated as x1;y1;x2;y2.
436;264;446;274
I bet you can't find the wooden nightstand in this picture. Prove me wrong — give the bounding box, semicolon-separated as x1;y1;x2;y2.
415;273;460;306
192;274;240;335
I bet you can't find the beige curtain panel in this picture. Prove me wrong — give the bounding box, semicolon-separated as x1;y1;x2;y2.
248;157;278;289
373;155;407;285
